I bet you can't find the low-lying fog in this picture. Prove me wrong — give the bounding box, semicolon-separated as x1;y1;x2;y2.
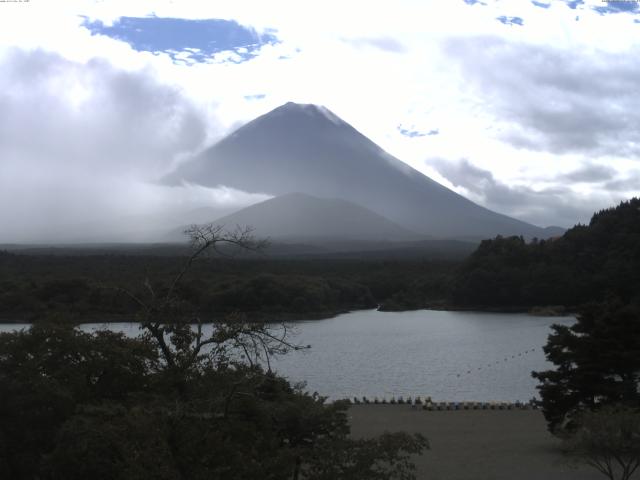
0;49;267;244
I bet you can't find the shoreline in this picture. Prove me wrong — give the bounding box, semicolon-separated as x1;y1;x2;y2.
0;309;349;325
0;305;576;324
381;303;575;316
344;398;539;409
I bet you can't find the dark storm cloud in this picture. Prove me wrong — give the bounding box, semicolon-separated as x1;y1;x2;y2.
429;158;619;227
444;36;640;158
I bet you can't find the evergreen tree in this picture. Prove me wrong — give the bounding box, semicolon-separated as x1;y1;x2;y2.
532;300;640;433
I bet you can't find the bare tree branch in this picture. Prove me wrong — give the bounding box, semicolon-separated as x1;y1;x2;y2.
111;223;300;376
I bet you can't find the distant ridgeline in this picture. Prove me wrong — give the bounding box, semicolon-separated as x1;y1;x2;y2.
451;198;640;309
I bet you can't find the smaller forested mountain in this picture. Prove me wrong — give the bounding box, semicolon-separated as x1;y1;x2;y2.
451;198;640;308
208;192;421;242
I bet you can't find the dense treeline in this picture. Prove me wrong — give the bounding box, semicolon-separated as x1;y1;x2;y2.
0;253;455;321
451;198;640;309
5;198;637;320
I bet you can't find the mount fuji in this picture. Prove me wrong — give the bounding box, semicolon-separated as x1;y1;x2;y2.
165;102;561;241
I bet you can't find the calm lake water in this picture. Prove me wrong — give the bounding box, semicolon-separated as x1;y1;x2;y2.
0;309;574;402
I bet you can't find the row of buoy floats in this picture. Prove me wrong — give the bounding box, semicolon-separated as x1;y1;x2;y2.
456;348;538;377
348;396;538;410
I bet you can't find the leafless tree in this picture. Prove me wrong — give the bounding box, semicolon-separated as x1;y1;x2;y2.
564;405;640;480
116;224;304;374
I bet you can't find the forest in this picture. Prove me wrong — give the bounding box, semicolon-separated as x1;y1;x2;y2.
0;252;455;322
451;198;640;309
2;199;639;322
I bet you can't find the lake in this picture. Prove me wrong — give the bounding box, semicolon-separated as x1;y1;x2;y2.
0;309;574;402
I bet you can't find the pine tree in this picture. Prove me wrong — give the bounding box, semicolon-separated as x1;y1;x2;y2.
532;300;640;433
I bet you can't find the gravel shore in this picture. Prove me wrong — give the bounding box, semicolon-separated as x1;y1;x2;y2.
348;405;602;480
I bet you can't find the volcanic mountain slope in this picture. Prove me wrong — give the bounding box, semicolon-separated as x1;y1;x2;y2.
166;102;559;240
208;192;421;242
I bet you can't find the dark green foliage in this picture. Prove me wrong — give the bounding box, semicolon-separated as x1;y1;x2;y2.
204;273;375;313
0;324;158;479
452;198;640;308
532;300;640;433
0;323;427;479
0;253;455;321
46;405;177;480
302;432;429;480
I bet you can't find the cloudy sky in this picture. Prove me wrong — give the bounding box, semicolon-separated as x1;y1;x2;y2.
1;0;639;242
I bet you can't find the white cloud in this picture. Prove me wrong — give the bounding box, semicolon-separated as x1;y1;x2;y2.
1;0;639;237
0;48;267;242
428;158;624;227
443;35;640;158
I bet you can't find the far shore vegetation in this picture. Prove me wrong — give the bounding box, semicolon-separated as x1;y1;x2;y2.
1;199;638;323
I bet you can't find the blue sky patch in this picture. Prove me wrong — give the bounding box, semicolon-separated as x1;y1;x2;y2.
398;126;439;138
244;94;266;101
564;0;584;9
496;16;524;26
463;0;487;5
531;1;551;8
593;1;639;15
82;16;279;64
